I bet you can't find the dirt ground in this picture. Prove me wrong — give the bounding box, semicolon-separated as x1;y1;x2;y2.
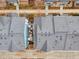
0;50;79;59
0;42;79;59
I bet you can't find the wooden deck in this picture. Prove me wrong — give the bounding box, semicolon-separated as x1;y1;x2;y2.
0;9;79;14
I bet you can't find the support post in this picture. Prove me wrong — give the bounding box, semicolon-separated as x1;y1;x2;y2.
45;3;49;16
14;0;19;16
60;5;64;15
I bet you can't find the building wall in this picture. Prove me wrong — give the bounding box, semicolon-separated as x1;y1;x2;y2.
29;0;35;5
0;0;6;7
35;0;45;6
0;0;77;8
20;0;28;5
20;0;45;6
